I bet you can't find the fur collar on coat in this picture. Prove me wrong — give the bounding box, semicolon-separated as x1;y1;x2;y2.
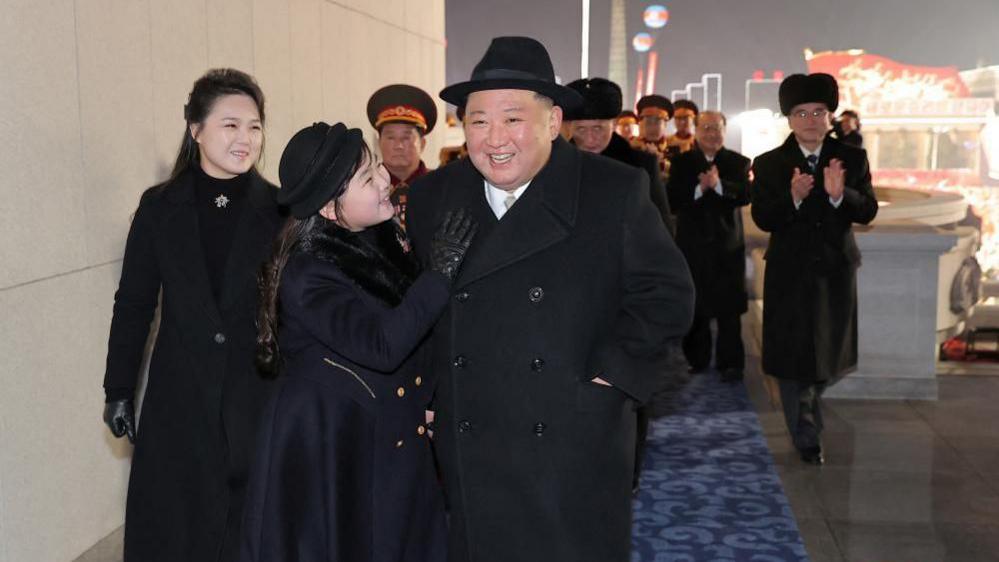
297;220;418;307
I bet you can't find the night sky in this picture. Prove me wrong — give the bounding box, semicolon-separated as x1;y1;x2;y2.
445;0;999;116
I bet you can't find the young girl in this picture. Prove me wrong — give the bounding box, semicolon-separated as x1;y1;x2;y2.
241;122;475;561
102;68;284;562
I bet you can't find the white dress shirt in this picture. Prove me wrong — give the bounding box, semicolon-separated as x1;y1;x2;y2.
484;180;531;219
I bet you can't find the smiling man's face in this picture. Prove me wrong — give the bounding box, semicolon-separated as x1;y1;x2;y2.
463;89;561;191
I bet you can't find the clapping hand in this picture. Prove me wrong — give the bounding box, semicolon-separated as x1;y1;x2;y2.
824;158;845;201
790;167;814;204
698;165;720;191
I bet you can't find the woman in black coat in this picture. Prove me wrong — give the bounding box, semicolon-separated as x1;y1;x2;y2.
240;122;475;562
102;69;285;562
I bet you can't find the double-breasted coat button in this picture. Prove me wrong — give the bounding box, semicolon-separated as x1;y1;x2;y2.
454;355;468;368
458;420;471;432
531;358;545;372
417;425;426;436
528;287;544;303
414;376;423;386
213;332;226;344
455;291;470;303
395;440;404;448
396;387;406;398
533;422;546;435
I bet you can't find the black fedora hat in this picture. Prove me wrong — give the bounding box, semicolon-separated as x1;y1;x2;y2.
277;122;364;219
440;36;582;112
779;73;839;116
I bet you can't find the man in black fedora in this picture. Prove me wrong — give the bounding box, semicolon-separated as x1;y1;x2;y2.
751;73;878;465
407;36;694;562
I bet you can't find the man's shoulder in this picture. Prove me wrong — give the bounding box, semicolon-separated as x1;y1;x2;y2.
752;145;786;168
626;145;659;170
580;149;645;184
409;159;470;206
826;137;868;162
718;148;750;169
576;150;648;208
671;149;700;166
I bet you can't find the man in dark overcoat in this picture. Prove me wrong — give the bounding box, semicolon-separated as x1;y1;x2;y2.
750;73;878;464
667;110;751;381
564;76;683;491
407;37;694;562
565;77;674;235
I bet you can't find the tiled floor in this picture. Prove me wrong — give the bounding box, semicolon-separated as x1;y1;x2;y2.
744;357;999;562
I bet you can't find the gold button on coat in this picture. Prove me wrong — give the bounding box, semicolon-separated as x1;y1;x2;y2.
414;376;423;386
397;387;406;397
395;440;404;448
417;425;426;435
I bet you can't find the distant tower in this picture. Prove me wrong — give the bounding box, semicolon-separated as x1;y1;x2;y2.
608;0;629;106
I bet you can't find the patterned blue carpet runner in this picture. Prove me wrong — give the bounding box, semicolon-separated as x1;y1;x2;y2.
631;371;809;561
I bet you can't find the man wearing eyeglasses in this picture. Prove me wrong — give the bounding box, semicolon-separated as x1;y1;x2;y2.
750;73;878;465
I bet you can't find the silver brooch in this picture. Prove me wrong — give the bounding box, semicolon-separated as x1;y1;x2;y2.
214;194;229;208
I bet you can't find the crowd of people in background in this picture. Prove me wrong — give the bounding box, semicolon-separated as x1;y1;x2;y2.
102;35;875;562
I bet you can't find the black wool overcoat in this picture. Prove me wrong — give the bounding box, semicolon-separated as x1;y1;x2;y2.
751;134;878;382
407;138;694;562
667;146;751;317
103;168;284;562
239;224;449;562
599;132;675;235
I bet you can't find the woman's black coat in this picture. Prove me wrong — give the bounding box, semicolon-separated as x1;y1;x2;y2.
750;134;878;382
239;224;449;562
666;146;751;316
103;168;284;562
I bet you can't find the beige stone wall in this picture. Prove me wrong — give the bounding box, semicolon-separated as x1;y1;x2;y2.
0;1;445;560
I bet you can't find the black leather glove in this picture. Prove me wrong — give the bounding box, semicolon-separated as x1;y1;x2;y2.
430;209;477;282
104;399;136;444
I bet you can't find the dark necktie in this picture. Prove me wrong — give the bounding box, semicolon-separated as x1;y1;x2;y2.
806;154;818;172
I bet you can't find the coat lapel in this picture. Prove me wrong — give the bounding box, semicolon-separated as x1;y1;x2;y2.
456;139;578;287
162;170;223;325
219;172;282;314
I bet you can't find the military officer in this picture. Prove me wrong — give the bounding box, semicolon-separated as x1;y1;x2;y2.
666;99;699;158
631;94;674;182
367;83;438;227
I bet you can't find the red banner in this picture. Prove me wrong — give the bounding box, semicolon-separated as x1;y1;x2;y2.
807;51;969;110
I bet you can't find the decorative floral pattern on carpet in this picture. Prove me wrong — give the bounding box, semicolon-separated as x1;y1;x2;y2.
632;372;809;561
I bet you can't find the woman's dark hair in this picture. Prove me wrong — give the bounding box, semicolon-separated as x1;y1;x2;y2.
255;143;372;376
169;68;266;181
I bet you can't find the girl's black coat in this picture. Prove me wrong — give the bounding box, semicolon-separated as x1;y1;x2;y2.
103;168;285;562
239;223;450;562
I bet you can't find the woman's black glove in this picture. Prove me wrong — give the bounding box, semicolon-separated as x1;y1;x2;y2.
104;399;137;443
430;209;477;282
